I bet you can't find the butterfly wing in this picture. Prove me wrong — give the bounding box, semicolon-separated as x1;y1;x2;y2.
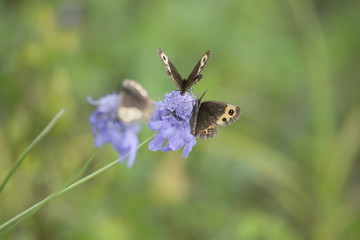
157;49;184;91
118;79;153;124
184;50;211;91
191;99;240;139
190;99;218;139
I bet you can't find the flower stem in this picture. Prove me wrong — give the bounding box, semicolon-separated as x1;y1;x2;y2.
0;147;99;235
0;134;155;234
0;109;65;194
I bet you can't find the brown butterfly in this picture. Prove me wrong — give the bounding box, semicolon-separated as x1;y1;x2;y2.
157;48;211;95
118;79;153;124
190;91;241;139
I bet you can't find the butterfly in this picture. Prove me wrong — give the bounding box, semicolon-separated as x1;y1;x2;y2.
157;48;211;95
118;79;153;124
190;91;241;139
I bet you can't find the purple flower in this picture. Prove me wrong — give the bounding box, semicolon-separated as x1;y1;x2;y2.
148;91;197;157
88;93;140;168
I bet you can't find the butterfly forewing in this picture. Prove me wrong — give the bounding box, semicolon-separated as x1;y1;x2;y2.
201;101;240;126
190;96;241;139
184;50;211;90
157;49;183;90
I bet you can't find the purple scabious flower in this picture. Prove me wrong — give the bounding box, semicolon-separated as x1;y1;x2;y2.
88;93;140;168
148;91;197;158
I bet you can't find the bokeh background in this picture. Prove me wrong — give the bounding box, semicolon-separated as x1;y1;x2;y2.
1;0;360;239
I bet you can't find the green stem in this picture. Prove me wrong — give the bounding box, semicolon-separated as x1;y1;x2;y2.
0;134;155;233
0;109;65;194
63;148;100;188
0;147;99;235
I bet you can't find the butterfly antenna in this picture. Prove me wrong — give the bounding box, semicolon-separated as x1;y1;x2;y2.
198;90;208;101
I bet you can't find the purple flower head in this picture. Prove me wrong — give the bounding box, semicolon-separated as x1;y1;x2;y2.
148;91;197;157
88;93;140;168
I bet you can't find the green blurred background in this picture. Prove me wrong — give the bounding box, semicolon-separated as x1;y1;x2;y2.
1;0;360;239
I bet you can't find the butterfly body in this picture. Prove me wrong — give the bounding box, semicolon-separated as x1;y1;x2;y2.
118;79;153;124
157;48;211;95
190;91;241;139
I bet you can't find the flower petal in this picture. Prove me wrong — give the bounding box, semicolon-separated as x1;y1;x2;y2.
168;133;185;151
161;142;171;152
148;134;166;151
148;120;164;131
182;140;196;158
87;94;120;113
126;132;139;168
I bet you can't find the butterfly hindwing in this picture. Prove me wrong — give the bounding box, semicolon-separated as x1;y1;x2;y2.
190;92;241;139
118;79;153;124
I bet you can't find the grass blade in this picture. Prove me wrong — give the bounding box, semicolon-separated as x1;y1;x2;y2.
0;133;154;234
0;109;65;194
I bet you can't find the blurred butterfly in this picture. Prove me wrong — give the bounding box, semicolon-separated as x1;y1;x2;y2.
118;79;153;124
157;48;211;95
190;91;241;139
